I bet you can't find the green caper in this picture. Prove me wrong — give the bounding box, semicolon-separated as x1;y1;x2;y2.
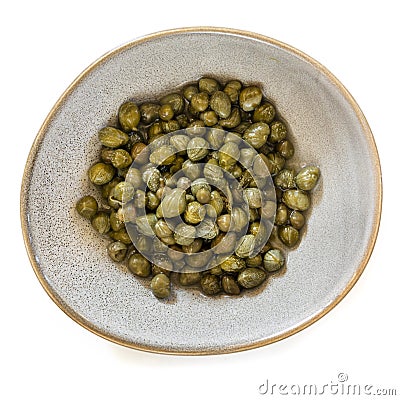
187;137;209;161
264;152;286;175
127;253;151;277
100;147;114;164
148;121;163;137
136;213;158;236
282;189;310;211
191;92;209;112
210;191;224;216
160;188;186;218
262;249;284;272
275;203;289;226
200;110;219;126
146;191;160;210
110;149;132;169
76;195;98;219
278;225;300;247
140;103;161;124
295;166;321;191
98;127;129;148
184;201;206;224
269;121;287;143
149;145;176;166
183;85;199;101
220;255;246;273
244;188;262;209
248;221;260;236
182;238;203;254
88;163;115;185
239;86;263;111
219;107;241;129
179;272;201;286
108;228;132;244
196;187;211;204
210;91;231;119
235;235;256;258
206;128;225;148
212;232;237;255
216;214;230;232
118;102;140;132
176;114;190;128
160;93;185;115
200;274;221;295
274;168;296;190
182;159;202;180
107;241;128;262
203;161;224;186
218;142;240;169
174;223;196;246
223;80;242;103
161;120;181;133
289;210;305;229
101;177;123;199
243;122;270;149
142;166;161;192
231;207;249;232
253;102;275;123
237;267;267;289
197;219;219;240
221;275;241;295
91;212;110;234
275;139;294;159
150;274;171;299
186;252;212;269
198;77;220;95
154;219;173;239
112;181;135;203
158;103;174;121
246;254;263;267
110;210;124;231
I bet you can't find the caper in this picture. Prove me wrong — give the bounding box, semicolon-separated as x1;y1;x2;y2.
182;159;202;180
154;219;173;239
295;166;321;191
198;77;220;95
219;107;241;129
231;207;248;232
148;121;163;137
149;145;176;166
253;102;275;123
183;85;199;101
203;161;224;186
200;274;221;295
157;103;174;121
184;201;206;224
282;189;310;211
187;137;209;161
179;272;201;286
107;241;128;262
218;142;240;169
264;152;286;175
140;103;160;124
101;177;122;199
161;120;180;133
274;168;296;190
246;254;263;267
76;195;98;219
289;210;305;229
127;253;151;277
174;223;196;246
206;128;225;148
118;101;140;132
244;188;262;209
88;163;115;185
196;187;211;204
210;190;224;216
278;225;300;247
217;214;231;232
210;91;231;119
200;110;219;126
197;219;219;240
239;86;263;111
98;127;129;149
108;228;132;244
269;121;287;143
186;251;212;269
136;213;158;236
212;232;237;255
223;80;242;103
221;275;241;295
130;142;147;161
182;238;203;254
237;267;267;289
243;122;270;149
110;149;132;169
160;93;185;115
220;255;246;273
275;139;294;159
263;249;285;272
142;166;161;192
176;114;190;128
150;274;171;299
159;188;186;218
235;235;256;258
91;212;110;234
112;181;135;203
100;147;114;164
191;92;209;112
275;203;289;226
110;210;124;231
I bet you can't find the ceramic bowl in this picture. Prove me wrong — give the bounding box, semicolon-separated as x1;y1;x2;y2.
21;27;381;354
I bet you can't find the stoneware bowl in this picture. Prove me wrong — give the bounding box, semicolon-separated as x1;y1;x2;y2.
21;27;382;354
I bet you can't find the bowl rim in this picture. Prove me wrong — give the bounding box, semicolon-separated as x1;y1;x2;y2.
20;26;382;355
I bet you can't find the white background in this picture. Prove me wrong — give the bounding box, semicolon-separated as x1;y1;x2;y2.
2;1;398;399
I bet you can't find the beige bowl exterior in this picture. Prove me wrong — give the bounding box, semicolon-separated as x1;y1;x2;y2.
21;27;381;355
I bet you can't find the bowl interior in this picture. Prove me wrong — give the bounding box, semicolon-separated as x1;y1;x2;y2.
22;29;380;354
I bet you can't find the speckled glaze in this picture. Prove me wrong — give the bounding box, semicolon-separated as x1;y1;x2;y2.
21;28;381;354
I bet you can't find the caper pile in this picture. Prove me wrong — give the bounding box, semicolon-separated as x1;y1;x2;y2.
76;77;320;299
